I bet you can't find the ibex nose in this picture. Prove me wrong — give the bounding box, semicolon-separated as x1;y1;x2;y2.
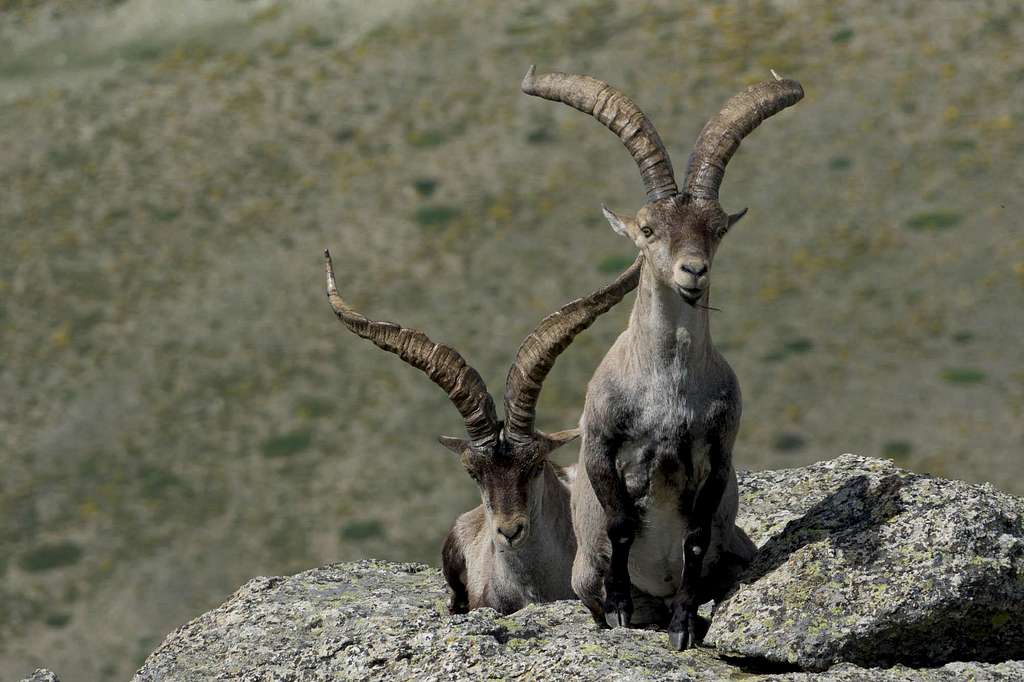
497;523;526;545
675;258;709;304
678;259;708;277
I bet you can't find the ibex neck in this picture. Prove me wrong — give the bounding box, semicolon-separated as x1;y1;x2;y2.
628;262;712;368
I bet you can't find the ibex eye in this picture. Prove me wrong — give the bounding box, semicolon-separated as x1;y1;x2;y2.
640;226;654;238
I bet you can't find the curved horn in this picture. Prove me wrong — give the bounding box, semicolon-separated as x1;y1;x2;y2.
325;250;499;448
522;66;677;202
683;73;804;202
503;254;644;441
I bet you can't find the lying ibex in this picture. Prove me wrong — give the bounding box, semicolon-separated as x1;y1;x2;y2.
324;249;641;615
522;67;803;648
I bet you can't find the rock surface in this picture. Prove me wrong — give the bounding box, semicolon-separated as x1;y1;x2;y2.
709;455;1024;670
133;560;1024;682
18;671;61;682
131;456;1024;680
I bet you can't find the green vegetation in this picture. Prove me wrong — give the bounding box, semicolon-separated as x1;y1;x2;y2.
295;396;335;419
526;127;555;144
831;27;855;43
944;137;977;152
268;521;308;555
138;465;189;500
18;542;83;573
45;612;72;628
46;143;88;168
940;368;987;385
764;338;814;362
333;128;356;143
882;440;913;461
118;40;169;63
413;178;438;197
407;129;447;148
597;254;634;275
905;211;963;231
773;433;807;452
414;205;461;230
341;518;386;541
828;156;852;171
783;338;814;354
295;26;334;50
261;429;314;458
145;203;181;223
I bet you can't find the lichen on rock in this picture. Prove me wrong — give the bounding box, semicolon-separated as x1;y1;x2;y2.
18;671;61;682
127;456;1024;680
710;454;1024;671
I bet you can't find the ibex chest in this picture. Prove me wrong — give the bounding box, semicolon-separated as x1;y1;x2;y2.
616;426;712;507
614;390;717;598
615;376;716;504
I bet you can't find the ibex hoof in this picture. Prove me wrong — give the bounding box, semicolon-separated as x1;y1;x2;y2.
667;609;709;650
668;629;689;651
605;609;631;629
603;586;633;628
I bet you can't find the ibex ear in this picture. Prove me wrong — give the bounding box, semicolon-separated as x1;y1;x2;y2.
602;204;632;238
723;207;748;235
438;436;469;454
542;427;581;453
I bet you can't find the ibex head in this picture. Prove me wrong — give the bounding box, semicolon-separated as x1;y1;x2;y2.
325;250;641;548
522;66;803;307
437;429;578;547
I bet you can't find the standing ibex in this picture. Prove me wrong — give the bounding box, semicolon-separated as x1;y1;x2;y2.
324;249;641;615
522;67;803;649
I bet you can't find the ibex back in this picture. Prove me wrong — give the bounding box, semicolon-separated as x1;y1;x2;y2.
523;67;803;648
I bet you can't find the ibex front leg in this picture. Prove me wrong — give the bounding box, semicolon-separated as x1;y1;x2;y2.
669;442;729;650
441;527;470;615
585;430;638;628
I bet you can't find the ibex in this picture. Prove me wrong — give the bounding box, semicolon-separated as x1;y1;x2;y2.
324;249;641;615
522;67;803;648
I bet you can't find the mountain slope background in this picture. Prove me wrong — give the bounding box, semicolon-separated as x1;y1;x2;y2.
1;1;1022;679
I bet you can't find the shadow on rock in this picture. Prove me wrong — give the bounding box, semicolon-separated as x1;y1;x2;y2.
709;457;1024;671
742;473;906;585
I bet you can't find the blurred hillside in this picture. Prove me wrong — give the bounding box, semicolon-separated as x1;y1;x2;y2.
1;1;1022;679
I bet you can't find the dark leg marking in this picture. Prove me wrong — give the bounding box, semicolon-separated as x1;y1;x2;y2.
441;529;469;615
668;530;711;649
604;513;637;627
669;439;729;650
584;426;639;628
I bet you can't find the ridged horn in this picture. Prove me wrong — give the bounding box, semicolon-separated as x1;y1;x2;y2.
522;66;678;202
683;73;804;202
325;250;499;449
503;254;644;441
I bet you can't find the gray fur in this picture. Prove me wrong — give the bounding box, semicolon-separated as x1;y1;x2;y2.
447;457;578;614
571;214;757;642
519;67;802;649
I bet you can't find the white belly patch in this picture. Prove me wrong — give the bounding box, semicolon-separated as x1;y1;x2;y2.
628;486;685;597
620;437;712;598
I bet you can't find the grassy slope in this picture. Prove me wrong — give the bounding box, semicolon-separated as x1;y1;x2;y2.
1;0;1022;679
